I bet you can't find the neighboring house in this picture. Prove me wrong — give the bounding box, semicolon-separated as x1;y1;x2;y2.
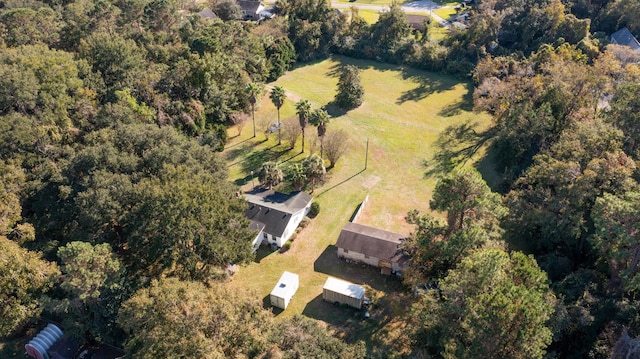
238;0;265;20
335;222;408;275
323;277;366;309
611;27;640;54
248;220;265;252
270;271;299;309
245;189;312;248
197;7;219;21
405;14;429;32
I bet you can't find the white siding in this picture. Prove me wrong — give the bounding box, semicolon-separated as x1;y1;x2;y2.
322;277;365;309
337;248;380;267
278;208;307;247
270;272;299;309
251;230;263;252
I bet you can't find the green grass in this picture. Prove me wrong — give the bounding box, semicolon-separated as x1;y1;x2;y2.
358;9;381;24
433;6;458;20
429;22;449;41
332;0;408;5
223;55;493;352
332;0;460;7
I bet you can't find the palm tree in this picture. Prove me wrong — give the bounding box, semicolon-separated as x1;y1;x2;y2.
295;100;311;153
286;163;306;191
309;109;330;158
303;154;325;193
269;86;286;145
258;161;284;189
246;83;261;138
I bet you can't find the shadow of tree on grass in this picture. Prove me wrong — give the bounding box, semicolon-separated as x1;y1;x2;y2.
324;100;348;118
438;89;473;117
424;122;496;179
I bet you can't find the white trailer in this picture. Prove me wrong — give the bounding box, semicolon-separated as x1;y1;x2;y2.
270;271;299;309
322;277;365;309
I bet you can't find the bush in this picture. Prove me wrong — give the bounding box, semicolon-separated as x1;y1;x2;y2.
299;217;311;228
280;241;292;253
308;202;320;218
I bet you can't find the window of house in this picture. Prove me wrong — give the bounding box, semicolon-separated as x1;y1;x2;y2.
263;232;268;239
343;249;349;253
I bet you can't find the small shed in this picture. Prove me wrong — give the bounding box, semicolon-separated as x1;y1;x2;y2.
270;271;299;309
322;277;365;309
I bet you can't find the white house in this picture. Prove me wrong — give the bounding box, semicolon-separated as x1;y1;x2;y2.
322;277;366;309
244;189;312;248
270;271;299;309
238;0;265;20
335;222;408;275
248;220;265;252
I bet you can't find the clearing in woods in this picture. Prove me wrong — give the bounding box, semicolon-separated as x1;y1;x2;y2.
223;55;494;353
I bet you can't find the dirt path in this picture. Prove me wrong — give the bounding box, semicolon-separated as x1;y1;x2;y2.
265;84;303;104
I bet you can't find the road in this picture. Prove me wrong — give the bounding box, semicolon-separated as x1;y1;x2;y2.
330;0;451;27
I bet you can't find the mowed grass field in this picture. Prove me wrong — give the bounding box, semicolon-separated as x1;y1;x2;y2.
223;56;492;351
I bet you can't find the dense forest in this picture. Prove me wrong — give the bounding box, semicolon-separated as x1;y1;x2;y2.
1;0;640;357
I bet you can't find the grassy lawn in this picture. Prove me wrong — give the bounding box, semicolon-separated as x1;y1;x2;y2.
433;6;458;20
223;55;492;353
332;0;460;6
332;0;410;5
429;22;449;41
358;9;381;24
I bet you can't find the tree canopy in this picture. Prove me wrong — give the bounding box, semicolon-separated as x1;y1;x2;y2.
412;249;554;359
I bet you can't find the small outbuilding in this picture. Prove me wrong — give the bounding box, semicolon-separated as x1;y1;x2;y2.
336;222;408;275
270;271;299;309
322;277;365;309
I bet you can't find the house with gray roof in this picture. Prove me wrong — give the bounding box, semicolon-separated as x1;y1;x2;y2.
245;189;312;248
238;0;265;20
611;27;640;54
197;7;218;21
335;222;408;275
248;220;265;252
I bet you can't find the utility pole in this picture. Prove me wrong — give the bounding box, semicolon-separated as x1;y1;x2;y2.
365;138;369;170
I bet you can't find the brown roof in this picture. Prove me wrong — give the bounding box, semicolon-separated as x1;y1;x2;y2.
405;14;429;31
335;222;406;260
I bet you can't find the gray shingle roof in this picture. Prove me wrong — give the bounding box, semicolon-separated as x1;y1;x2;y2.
198;8;218;20
245;190;311;238
238;0;262;14
611;27;640;53
335;222;406;260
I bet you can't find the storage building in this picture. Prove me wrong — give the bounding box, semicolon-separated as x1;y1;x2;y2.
270;271;299;309
322;277;365;309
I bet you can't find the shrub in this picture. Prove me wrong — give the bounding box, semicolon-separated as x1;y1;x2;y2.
308;202;320;218
280;241;292;253
299;217;311;228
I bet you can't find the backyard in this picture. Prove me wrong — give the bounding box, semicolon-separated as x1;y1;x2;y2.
223;55;493;352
